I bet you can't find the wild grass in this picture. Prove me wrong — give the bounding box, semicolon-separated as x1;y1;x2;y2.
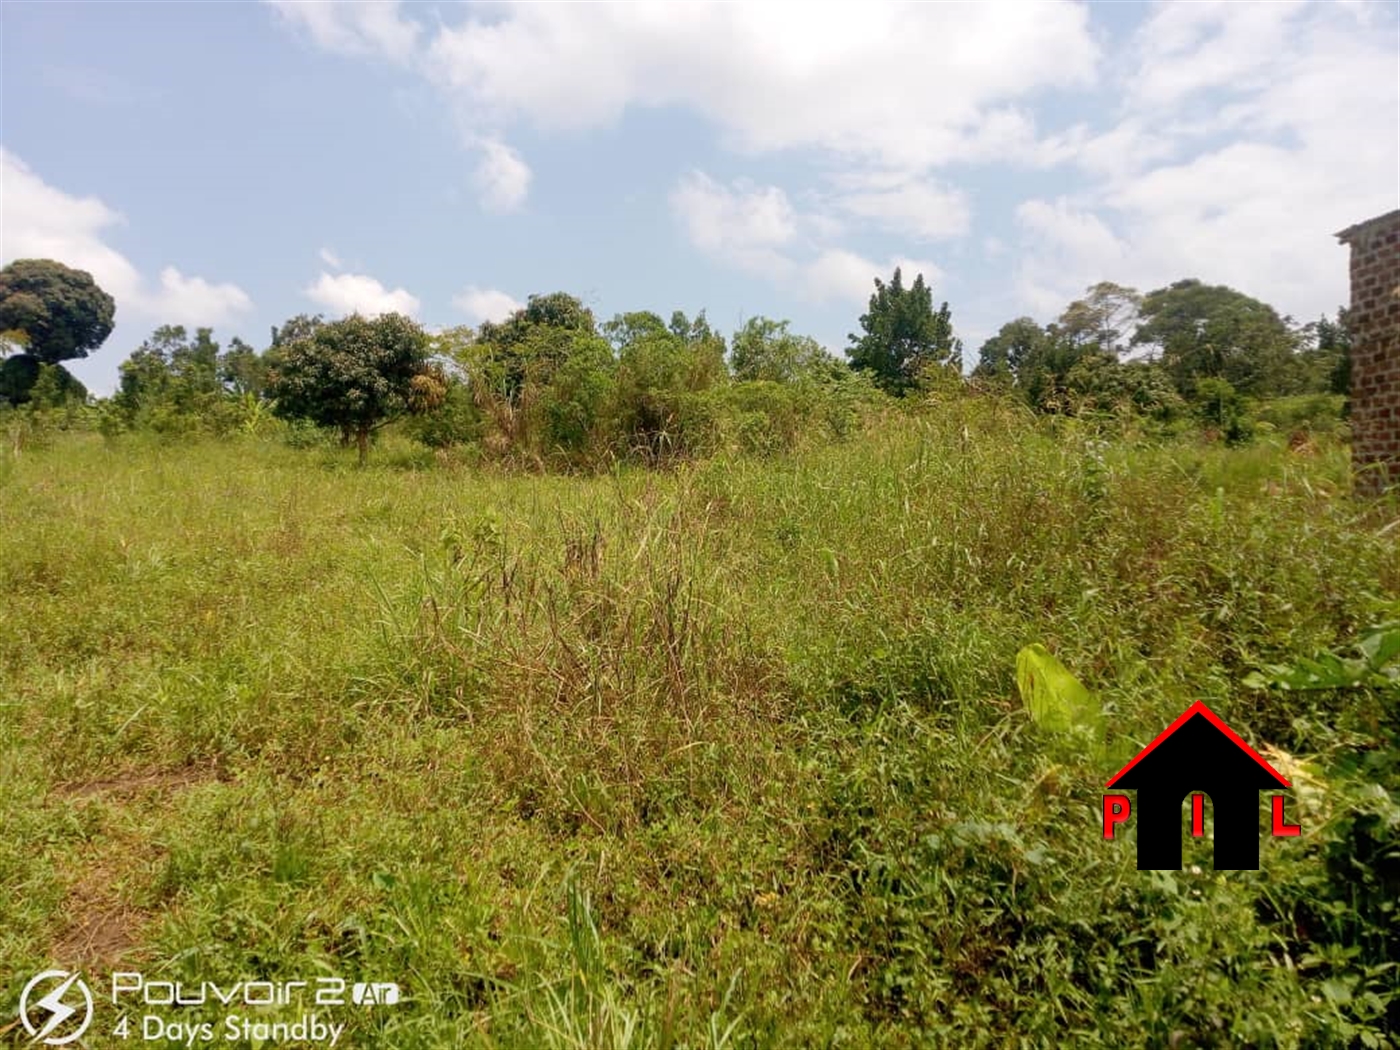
1;404;1397;1047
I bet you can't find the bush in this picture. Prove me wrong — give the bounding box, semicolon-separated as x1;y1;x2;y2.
1194;377;1255;445
403;381;481;450
1256;394;1347;437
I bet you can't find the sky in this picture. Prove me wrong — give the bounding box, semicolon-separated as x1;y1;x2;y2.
1;0;1396;396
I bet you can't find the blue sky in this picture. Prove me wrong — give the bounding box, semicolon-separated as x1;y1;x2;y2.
2;0;1396;395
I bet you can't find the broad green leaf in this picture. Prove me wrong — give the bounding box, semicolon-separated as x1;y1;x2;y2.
1246;622;1400;693
1358;622;1400;671
1016;643;1104;747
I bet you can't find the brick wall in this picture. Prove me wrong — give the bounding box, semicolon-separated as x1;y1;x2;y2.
1337;210;1400;497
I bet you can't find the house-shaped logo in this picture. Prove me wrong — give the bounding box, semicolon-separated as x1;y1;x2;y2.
1102;701;1300;870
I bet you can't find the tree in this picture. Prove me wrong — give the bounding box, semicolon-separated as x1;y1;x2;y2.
1192;377;1253;444
0;354;87;407
1292;308;1353;400
115;343;173;418
1131;279;1296;396
0;327;30;359
266;313;432;463
270;313;325;350
730;317;844;383
218;337;267;397
847;268;961;395
0;259;115;364
475;292;599;403
1055;282;1142;355
973;317;1048;383
1318;311;1353;394
26;361;88;409
0;259;115;405
113;325;227;420
606;310;727;461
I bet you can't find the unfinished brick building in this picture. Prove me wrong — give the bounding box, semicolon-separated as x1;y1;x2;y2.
1337;210;1400;496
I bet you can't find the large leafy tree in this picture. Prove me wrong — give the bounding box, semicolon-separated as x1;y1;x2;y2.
218;337;267;397
1010;285;1143;410
0;259;115;405
1062;353;1182;420
269;313;325;350
0;259;115;364
973;317;1049;383
973;315;1087;411
0;355;87;407
1131;279;1297;396
1056;282;1142;355
266;313;431;462
1295;308;1353;400
475;292;599;403
847;268;961;395
114;325;230;420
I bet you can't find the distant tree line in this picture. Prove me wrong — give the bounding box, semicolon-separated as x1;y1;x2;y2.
0;256;1353;463
971;279;1350;441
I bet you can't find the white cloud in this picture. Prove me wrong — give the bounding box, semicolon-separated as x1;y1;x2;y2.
422;3;1098;170
276;3;1100;215
150;267;253;328
453;285;522;324
319;246;342;269
827;174;971;242
262;1;1395;335
1014;198;1128;315
0;148;141;300
802;250;942;306
264;0;420;64
1125;1;1307;112
472;138;532;213
0;149;253;328
669;172;798;276
1010;1;1396;324
669;170;942;305
304;271;420;318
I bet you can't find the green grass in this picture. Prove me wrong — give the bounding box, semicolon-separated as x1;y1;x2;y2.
2;405;1398;1048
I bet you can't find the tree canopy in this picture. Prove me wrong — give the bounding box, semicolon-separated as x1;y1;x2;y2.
266;312;432;462
848;268;961;395
473;292;599;403
0;259;115;364
731;317;844;384
974;317;1049;383
43;262;1350;463
1055;282;1142;355
1132;279;1297;396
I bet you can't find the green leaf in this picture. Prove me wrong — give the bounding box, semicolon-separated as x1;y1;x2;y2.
1358;621;1400;671
1015;644;1104;748
1246;622;1400;692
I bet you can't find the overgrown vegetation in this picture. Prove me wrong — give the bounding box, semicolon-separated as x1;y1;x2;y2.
2;400;1396;1047
0;258;1357;471
1;258;1395;1045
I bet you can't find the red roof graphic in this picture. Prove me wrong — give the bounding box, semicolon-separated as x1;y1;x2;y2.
1105;700;1291;789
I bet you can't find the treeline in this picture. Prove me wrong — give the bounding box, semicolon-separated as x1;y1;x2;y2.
0;258;1353;465
91;299;881;467
970;279;1351;442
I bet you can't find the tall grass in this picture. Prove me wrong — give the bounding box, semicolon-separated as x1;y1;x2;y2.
1;407;1396;1047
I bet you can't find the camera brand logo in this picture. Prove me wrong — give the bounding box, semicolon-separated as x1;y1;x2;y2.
18;970;93;1046
1102;701;1302;870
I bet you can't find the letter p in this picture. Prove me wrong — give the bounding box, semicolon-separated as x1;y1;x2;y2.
1103;794;1131;839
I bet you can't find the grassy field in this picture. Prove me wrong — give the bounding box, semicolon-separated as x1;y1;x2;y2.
2;403;1398;1048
